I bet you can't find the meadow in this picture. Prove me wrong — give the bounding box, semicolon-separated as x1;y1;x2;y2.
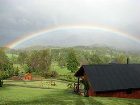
1;48;140;105
0;80;140;105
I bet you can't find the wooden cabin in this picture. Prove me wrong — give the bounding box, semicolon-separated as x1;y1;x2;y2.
24;73;32;80
74;64;140;98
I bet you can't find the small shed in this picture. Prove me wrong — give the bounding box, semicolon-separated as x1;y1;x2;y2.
74;64;140;98
24;73;32;80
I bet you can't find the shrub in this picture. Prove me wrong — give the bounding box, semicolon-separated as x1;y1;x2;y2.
14;68;19;76
67;83;73;88
43;71;59;78
50;71;59;78
0;71;8;80
66;73;77;82
59;73;77;82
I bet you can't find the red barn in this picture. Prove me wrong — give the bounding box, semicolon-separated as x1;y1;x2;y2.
24;73;32;80
74;64;140;98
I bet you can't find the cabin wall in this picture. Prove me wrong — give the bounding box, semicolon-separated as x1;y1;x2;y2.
88;88;95;96
80;85;140;98
78;74;96;96
95;90;140;99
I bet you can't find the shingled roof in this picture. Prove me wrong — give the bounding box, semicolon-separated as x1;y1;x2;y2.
75;64;140;92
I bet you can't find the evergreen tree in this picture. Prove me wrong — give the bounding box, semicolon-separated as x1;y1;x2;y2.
67;49;79;73
116;54;127;64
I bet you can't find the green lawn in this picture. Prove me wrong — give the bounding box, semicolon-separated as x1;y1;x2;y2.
51;62;71;75
0;80;140;105
6;53;18;59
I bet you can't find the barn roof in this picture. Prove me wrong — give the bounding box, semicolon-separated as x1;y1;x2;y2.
75;64;140;92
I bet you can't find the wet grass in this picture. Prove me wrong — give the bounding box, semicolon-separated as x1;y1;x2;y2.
0;80;140;105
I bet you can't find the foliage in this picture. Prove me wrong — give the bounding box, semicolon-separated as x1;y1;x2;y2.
67;82;73;88
38;49;52;73
84;53;103;64
50;71;59;78
26;50;39;72
6;53;18;63
59;73;77;82
14;67;19;76
17;52;27;65
0;49;14;82
51;62;70;75
58;54;67;68
23;64;31;73
26;49;52;75
67;49;79;73
43;71;59;78
116;54;127;64
6;46;140;80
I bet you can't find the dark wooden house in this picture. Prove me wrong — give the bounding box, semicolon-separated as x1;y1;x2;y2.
74;64;140;98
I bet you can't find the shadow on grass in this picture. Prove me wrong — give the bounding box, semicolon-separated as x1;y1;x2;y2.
0;89;104;105
0;85;12;90
3;84;52;89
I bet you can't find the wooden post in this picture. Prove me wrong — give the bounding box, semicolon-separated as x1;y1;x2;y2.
77;77;80;93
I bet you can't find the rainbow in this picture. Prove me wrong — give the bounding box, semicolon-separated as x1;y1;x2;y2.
7;24;140;49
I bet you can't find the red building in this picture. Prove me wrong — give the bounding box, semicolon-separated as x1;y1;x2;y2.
24;73;32;80
74;64;140;98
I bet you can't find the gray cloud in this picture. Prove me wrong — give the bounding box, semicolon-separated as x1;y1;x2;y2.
0;0;140;51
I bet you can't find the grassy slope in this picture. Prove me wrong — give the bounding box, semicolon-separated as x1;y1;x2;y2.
6;53;18;59
0;80;140;105
51;62;70;75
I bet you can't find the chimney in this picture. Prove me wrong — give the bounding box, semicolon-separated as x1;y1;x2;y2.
127;57;129;64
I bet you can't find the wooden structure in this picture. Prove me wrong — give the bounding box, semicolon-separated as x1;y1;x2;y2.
0;80;3;87
24;73;32;80
74;64;140;98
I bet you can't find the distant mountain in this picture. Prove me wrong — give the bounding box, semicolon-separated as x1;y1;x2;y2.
7;44;140;55
21;45;48;51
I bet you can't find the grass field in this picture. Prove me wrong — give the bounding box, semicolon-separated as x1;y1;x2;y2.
51;62;71;75
0;80;140;105
6;53;18;59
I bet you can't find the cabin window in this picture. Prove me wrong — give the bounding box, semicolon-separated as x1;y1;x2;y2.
126;89;132;94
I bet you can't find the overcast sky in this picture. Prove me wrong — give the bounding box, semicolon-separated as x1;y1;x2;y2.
0;0;140;50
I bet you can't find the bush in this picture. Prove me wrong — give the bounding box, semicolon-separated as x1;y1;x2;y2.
67;83;73;88
66;74;77;82
43;71;59;78
58;73;77;82
14;68;19;76
0;71;7;80
50;71;59;78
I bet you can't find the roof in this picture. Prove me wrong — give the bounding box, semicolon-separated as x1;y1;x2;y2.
75;64;140;92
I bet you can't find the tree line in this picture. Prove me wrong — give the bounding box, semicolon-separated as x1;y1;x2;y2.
1;47;140;87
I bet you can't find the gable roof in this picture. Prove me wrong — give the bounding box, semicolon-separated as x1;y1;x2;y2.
75;64;140;92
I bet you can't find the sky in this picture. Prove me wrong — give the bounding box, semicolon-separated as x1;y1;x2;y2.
0;0;140;51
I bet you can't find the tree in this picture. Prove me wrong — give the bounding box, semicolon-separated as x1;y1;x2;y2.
38;49;52;75
0;48;14;87
26;50;39;72
116;54;127;64
17;52;27;65
26;49;52;77
100;55;111;64
58;53;67;68
67;49;79;73
84;52;103;64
